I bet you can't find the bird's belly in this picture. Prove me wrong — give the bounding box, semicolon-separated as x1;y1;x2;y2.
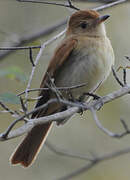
55;42;113;98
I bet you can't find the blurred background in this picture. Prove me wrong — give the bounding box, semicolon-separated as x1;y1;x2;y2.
0;0;130;180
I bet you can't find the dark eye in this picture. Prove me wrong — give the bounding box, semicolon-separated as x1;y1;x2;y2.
80;22;88;29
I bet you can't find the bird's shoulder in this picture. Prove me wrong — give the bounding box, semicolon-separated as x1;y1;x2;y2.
39;36;77;89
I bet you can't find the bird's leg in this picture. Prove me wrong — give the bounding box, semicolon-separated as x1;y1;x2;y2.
79;92;101;102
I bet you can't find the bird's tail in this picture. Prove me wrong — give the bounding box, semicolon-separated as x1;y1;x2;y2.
10;87;63;167
10;122;53;167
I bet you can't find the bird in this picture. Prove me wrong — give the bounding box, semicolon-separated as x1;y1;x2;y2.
10;9;114;167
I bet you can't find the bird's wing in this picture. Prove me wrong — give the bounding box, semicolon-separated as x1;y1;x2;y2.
40;38;77;90
32;37;77;117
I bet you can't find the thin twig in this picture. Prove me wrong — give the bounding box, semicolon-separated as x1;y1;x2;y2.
0;105;80;140
19;96;27;114
0;45;41;50
46;72;64;101
57;146;130;180
0;101;20;117
0;98;58;139
112;66;124;87
120;118;130;133
17;0;127;12
94;0;127;11
45;141;93;161
0;97;85;140
0;19;66;60
0;0;127;60
17;0;80;11
123;68;127;85
91;107;130;138
17;83;87;96
90;107;116;137
24;29;66;109
29;48;35;66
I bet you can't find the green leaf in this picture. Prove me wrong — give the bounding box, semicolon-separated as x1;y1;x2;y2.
0;92;20;104
0;66;28;83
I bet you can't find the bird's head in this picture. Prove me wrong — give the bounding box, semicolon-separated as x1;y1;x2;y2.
66;10;110;37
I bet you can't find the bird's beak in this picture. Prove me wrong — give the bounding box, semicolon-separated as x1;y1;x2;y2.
96;15;110;24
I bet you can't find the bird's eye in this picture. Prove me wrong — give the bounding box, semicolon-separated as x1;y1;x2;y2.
80;22;88;29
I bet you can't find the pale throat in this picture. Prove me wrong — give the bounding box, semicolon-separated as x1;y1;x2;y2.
85;23;107;38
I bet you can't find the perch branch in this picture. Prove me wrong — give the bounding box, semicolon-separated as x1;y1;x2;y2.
1;83;130;141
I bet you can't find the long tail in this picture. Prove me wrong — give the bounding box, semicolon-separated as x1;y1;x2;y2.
10;122;53;167
10;88;62;167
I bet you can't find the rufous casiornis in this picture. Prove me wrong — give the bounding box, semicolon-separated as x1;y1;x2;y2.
10;10;114;167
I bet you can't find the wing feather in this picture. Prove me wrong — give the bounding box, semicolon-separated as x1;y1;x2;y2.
32;37;77;118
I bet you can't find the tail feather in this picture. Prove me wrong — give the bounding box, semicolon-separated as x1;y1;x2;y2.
10;123;53;167
10;93;62;167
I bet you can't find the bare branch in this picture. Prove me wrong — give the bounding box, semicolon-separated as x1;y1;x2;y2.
0;101;19;117
1;83;130;141
29;48;35;66
0;19;66;60
57;146;130;180
0;1;129;178
89;85;130;110
0;96;85;140
0;99;57;140
91;108;130;138
112;66;124;87
94;0;127;11
123;68;127;85
0;0;127;60
24;29;66;109
90;108;116;137
0;45;41;50
19;96;27;114
17;0;127;12
0;105;79;141
45;141;93;161
17;83;87;96
17;0;80;11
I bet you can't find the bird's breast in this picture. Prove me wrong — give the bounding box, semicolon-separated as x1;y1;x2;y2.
55;36;114;97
